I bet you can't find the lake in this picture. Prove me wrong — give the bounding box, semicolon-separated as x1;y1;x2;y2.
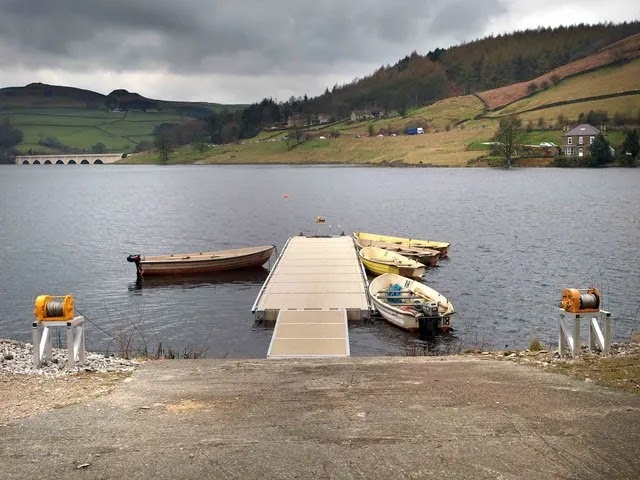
1;165;638;358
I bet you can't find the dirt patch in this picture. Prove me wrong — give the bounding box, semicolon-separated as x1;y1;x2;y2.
0;371;132;425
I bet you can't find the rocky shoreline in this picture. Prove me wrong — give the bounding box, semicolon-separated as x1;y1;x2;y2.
3;336;639;378
463;341;640;364
0;339;140;377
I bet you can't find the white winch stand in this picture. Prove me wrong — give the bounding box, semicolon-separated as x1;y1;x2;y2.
558;308;612;357
32;316;86;368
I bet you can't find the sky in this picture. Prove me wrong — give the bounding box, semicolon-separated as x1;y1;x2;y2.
0;0;638;105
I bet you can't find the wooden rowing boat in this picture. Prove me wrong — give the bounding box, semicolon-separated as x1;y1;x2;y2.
359;246;426;278
353;232;450;258
368;273;455;333
126;245;275;276
353;238;440;267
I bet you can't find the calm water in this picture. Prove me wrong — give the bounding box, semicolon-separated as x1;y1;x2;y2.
1;165;638;357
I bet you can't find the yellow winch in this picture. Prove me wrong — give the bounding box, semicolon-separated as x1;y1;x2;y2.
560;288;601;314
34;295;75;321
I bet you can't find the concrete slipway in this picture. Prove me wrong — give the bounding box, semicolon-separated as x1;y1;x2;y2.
1;357;640;479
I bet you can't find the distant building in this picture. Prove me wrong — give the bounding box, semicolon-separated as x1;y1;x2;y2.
350;110;373;121
287;113;309;128
563;124;600;157
287;113;331;127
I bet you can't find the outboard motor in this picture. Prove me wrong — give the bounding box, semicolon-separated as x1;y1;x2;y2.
421;302;439;317
126;254;143;276
418;302;440;340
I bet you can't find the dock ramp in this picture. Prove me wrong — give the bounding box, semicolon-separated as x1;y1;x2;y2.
267;309;349;358
252;236;370;322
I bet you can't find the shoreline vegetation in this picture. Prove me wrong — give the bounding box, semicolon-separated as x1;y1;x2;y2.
2;336;639;424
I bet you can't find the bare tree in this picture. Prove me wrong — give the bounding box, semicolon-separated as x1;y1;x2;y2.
492;116;524;168
154;133;173;163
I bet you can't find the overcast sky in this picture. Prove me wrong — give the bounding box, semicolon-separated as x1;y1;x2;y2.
0;0;638;104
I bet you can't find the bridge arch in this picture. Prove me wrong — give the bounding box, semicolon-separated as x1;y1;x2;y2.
16;153;124;165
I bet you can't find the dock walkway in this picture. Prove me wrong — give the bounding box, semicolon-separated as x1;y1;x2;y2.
252;236;370;358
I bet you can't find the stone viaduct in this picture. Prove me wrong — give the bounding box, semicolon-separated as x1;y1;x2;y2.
15;154;125;165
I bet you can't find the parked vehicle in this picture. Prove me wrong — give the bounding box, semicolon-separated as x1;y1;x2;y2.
406;127;424;135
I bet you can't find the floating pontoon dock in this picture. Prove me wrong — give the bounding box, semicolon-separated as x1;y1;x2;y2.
252;236;371;358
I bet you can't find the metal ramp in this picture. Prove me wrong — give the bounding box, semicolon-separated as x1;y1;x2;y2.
267;309;350;358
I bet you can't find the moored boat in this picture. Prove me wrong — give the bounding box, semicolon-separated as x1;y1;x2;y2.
368;273;455;333
353;232;450;258
353;237;440;267
359;246;426;278
127;245;275;277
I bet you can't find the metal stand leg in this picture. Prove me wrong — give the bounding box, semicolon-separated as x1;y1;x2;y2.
30;317;86;369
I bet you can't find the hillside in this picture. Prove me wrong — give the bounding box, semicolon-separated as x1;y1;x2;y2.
0;83;245;153
477;32;640;110
2;24;640;162
122;52;639;167
0;82;238;113
302;22;640;118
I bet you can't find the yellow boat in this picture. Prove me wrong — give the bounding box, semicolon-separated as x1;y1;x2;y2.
358;246;426;278
354;232;450;258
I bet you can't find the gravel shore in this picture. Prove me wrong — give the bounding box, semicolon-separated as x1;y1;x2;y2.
0;339;139;377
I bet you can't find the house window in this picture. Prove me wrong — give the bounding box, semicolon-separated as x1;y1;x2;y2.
567;137;573;145
578;147;583;157
579;136;583;145
590;136;594;144
566;147;573;156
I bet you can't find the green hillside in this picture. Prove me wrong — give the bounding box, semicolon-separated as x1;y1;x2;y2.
1;108;188;152
0;82;245;154
129;56;638;167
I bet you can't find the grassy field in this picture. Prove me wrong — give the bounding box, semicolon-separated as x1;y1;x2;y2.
493;59;640;116
123;118;496;167
485;58;640;120
2;108;186;152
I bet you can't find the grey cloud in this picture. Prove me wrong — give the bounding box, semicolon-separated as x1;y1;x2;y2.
0;0;507;76
1;0;636;103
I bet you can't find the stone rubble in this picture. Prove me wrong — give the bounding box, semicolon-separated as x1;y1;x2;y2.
466;341;640;366
0;339;140;377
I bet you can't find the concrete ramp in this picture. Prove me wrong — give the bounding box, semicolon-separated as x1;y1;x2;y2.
267;309;349;358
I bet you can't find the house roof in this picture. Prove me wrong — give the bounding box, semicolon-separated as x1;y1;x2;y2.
564;124;600;137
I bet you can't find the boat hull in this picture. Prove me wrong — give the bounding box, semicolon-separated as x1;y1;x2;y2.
359;247;426;278
128;245;275;276
354;232;450;258
368;273;455;331
354;238;440;267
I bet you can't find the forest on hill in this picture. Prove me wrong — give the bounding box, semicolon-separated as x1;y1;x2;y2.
301;22;640;118
212;22;640;142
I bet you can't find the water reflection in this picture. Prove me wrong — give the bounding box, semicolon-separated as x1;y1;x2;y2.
128;267;270;291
